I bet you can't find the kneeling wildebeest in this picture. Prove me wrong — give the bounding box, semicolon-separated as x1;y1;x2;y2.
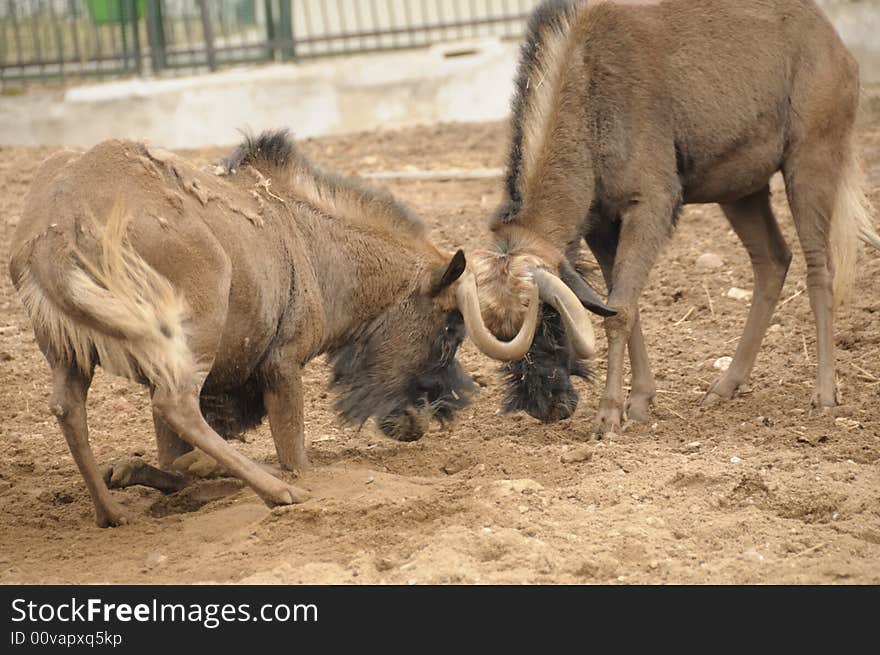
472;0;880;432
8;129;539;527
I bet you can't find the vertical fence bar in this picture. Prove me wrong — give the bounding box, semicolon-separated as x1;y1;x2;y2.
29;0;45;76
128;0;142;75
299;0;312;55
0;12;6;79
68;0;82;66
197;0;217;71
278;0;293;60
352;0;364;53
9;0;22;72
48;0;66;81
146;0;165;73
264;0;275;60
119;0;129;73
92;5;105;76
317;0;330;56
216;0;230;64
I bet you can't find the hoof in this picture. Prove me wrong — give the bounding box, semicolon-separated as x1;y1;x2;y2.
811;390;838;412
95;501;129;528
263;483;310;506
172;450;228;479
700;376;747;408
102;456;187;494
625;393;655;423
101;457;147;488
700;390;727;408
594;401;624;435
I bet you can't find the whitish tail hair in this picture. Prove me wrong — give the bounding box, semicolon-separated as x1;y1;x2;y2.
17;204;194;391
830;147;879;308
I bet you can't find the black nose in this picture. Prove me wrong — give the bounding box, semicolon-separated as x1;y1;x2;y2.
525;384;579;422
377;409;426;442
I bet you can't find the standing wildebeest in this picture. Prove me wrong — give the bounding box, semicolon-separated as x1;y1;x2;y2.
8;129;540;527
472;0;880;432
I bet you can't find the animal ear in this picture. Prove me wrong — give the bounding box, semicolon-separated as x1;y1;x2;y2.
559;260;617;317
431;249;467;295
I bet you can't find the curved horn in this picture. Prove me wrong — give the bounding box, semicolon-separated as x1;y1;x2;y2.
533;268;597;359
559;260;617;317
456;272;539;361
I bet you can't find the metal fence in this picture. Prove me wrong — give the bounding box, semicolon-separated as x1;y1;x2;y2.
0;1;541;86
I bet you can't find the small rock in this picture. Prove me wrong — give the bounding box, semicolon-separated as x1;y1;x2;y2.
375;558;395;572
725;287;753;301
713;356;733;372
743;548;765;562
730;456;742;464
145;552;167;568
365;476;375;485
442;458;471;475
687;441;702;449
498;479;544;494
695;253;724;271
560;445;594;464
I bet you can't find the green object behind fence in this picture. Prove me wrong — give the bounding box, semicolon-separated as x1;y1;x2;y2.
87;0;146;24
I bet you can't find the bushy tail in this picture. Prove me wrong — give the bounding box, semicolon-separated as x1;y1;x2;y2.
17;204;194;391
830;148;878;308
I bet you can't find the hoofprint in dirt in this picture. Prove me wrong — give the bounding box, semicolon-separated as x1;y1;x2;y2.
1;92;879;585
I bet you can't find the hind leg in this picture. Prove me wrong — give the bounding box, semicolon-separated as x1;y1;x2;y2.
152;385;309;506
101;401;191;494
48;360;128;527
784;149;842;408
703;186;791;405
154;405;192;469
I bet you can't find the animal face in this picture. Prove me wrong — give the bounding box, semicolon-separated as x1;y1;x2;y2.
471;230;612;422
329;251;475;441
501;306;591;422
471;245;546;340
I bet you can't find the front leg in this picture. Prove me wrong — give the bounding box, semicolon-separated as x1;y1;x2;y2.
585;226;656;425
623;309;656;422
595;191;677;434
263;361;308;474
595;309;631;433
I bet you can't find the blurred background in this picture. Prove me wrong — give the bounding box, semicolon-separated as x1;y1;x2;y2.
1;0;878;147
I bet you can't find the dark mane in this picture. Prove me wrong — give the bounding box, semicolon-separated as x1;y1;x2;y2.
499;0;579;224
222;128;296;172
221;128;427;239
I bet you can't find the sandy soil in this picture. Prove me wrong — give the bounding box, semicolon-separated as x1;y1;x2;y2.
1;91;879;585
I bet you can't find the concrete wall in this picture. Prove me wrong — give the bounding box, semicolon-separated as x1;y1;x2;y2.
0;38;518;148
1;0;878;148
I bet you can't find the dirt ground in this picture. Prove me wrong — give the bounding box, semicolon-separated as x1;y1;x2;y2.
1;90;879;586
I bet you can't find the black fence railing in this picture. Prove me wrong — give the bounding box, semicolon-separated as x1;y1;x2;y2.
0;1;540;86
